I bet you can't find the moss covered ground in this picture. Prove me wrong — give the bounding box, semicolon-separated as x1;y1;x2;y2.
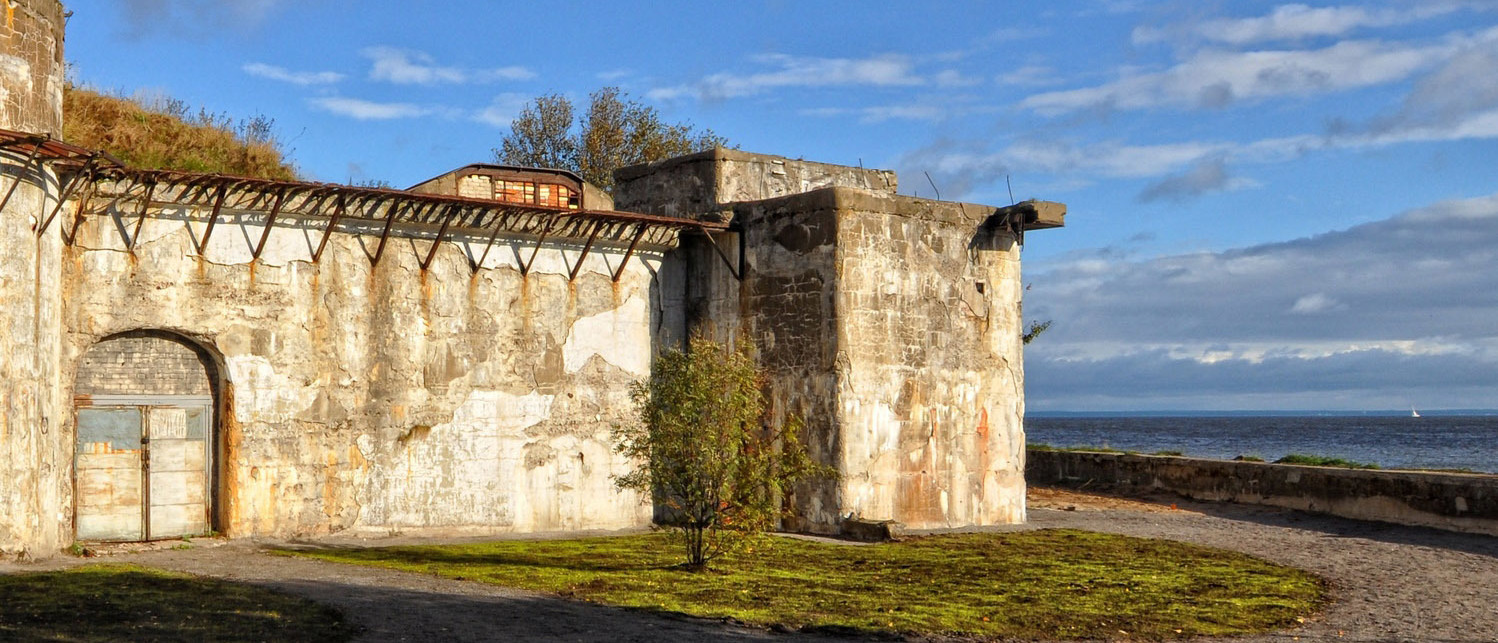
0;563;356;642
287;529;1324;640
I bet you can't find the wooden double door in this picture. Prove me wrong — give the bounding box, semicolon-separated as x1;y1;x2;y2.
74;397;213;542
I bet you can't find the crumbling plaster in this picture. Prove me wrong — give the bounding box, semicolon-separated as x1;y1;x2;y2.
0;0;66;558
60;202;668;538
728;188;1026;531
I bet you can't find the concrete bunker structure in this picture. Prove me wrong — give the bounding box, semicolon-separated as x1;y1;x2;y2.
0;0;1062;557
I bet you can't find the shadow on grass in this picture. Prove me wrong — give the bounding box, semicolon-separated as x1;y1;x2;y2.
276;542;679;573
241;576;855;642
0;565;356;643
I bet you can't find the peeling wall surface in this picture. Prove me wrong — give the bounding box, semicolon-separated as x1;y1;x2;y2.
832;191;1026;529
615;148;898;220
0;0;65;558
0;2;1044;552
58;206;661;539
732;190;1025;531
628;155;1030;533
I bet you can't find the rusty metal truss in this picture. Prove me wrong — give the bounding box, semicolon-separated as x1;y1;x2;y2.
0;128;739;280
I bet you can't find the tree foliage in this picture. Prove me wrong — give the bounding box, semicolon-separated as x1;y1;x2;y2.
1022;320;1052;345
495;93;577;172
62;84;297;180
614;337;830;570
496;87;727;191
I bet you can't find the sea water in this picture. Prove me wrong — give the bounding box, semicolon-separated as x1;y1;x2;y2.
1025;413;1498;473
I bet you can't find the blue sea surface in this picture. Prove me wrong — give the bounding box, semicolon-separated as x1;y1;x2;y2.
1025;414;1498;473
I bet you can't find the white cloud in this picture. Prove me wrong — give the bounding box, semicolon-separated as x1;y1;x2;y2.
650;53;925;101
117;0;288;37
309;97;433;120
996;64;1062;87
1008;139;1229;179
934;69;981;87
242;62;343;85
1025;192;1498;410
473;93;530;128
1137;156;1258;202
1289;293;1344;314
362;47;536;85
1134;3;1465;46
1023;38;1451;114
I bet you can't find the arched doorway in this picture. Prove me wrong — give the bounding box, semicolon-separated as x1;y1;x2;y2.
73;331;219;542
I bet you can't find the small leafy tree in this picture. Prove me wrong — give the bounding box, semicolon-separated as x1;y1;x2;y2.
614;337;829;570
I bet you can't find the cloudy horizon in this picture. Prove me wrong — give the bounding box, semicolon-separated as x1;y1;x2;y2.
1025;191;1498;412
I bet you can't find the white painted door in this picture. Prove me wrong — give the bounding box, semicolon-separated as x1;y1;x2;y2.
75;403;212;541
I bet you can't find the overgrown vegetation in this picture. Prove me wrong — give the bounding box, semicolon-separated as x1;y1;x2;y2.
1028;443;1140;455
0;563;355;642
614;337;830;569
496;87;727;191
62;85;297;180
286;529;1324;640
1273;454;1379;469
1022;319;1052;344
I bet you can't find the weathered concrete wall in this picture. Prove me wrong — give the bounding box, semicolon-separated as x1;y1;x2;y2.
0;0;64;134
1029;449;1498;536
729;188;1026;530
626;150;1029;534
57;202;667;539
0;0;66;558
830;190;1025;529
731;192;842;530
615;148;898;219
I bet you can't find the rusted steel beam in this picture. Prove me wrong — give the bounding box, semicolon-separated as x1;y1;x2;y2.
252;187;288;261
313;191;346;263
521;214;563;276
127;180;157;251
474;206;525;271
422;203;461;271
567;219;606;282
612;223;649;282
35;156;98;238
64;167;99;245
371;199;404;267
699;230;742;281
0;140;43;214
196;183;230;254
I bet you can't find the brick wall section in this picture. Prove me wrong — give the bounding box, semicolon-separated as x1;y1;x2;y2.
74;334;214;396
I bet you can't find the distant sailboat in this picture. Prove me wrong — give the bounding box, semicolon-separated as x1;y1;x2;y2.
1411;406;1421;418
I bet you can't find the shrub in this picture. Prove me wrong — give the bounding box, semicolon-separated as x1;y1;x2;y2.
613;337;831;569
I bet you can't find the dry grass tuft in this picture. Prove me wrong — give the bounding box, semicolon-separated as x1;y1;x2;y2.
62;85;298;180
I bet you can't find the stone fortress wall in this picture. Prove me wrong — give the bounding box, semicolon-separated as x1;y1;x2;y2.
0;0;1056;556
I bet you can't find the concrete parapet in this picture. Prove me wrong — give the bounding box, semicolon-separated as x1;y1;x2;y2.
614;148;898;219
1028;449;1498;536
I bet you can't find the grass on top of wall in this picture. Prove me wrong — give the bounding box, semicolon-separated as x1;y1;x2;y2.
283;529;1324;640
1272;454;1380;469
0;564;356;642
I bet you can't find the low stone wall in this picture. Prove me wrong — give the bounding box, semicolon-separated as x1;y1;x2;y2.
1027;449;1498;536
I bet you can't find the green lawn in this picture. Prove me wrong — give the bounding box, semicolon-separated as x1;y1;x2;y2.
285;529;1324;640
0;564;356;642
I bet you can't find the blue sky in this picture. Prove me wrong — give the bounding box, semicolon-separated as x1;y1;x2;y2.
62;1;1498;411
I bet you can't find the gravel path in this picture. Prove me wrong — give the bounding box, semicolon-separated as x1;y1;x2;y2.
1017;492;1498;642
4;492;1496;642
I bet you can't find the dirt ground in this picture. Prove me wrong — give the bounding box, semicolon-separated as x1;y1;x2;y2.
5;487;1497;642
